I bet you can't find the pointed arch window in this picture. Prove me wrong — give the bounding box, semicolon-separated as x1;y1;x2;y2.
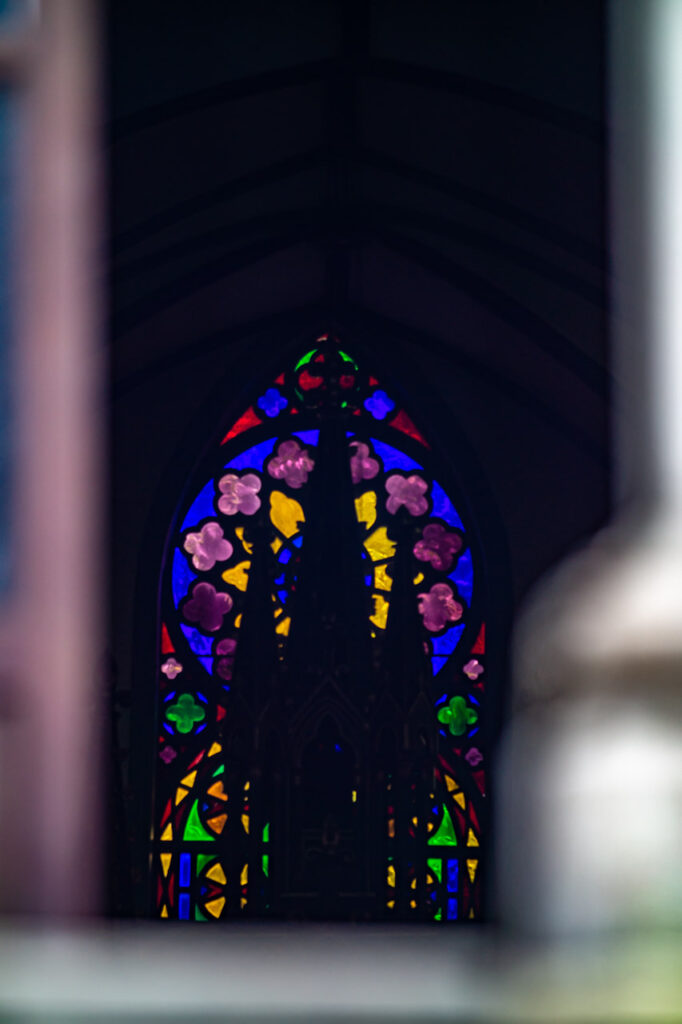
153;336;489;922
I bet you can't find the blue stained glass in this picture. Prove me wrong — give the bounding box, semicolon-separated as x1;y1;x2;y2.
292;536;303;548
364;390;395;420
431;482;464;530
447;859;459;892
277;589;288;603
364;574;372;586
274;573;285;584
431;624;466;675
257;388;287;418
278;549;292;564
432;624;465;658
180;624;212;656
179;893;190;920
180;480;215;531
292;430;319;446
449;549;473;604
198;656;214;675
179;853;191;887
370;438;423;472
447;897;458;920
225;438;276;471
172;549;196;606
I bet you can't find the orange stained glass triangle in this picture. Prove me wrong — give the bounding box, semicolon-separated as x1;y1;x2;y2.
160;853;172;877
175;786;188;806
180;770;197;788
453;791;466;809
205;896;226;918
207;813;227;834
160;905;169;918
221;406;262;444
206;862;227;885
207;780;227;801
388;409;430;447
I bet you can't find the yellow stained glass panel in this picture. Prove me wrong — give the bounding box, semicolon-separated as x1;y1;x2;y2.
208;742;222;757
370;594;389;629
271;536;282;554
222;560;250;591
234;613;242;628
174;786;188;806
240;897;248;909
453;792;466;809
160;905;169;918
207;813;227;834
364;526;396;562
270;491;305;538
413;572;425;585
206;862;227;885
160;853;171;877
387;864;396;887
205;896;226;918
388;818;395;838
467;859;478;882
240;863;248;887
235;526;253;554
275;616;291;636
354;491;376;530
207;780;227;801
467;828;479;847
241;813;250;834
160;823;173;841
445;776;457;792
374;564;393;591
180;770;197;788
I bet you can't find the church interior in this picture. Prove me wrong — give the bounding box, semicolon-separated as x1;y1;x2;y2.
0;0;679;1019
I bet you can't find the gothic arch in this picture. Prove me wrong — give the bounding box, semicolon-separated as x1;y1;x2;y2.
151;334;493;922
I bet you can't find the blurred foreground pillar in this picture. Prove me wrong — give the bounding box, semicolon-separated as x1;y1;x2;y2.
0;0;102;915
497;0;682;935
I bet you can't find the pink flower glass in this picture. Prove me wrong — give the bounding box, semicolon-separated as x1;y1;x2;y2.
385;474;428;516
161;657;183;679
183;582;233;632
183;521;233;570
267;440;315;489
218;473;262;515
413;523;462;571
349;441;380;484
417;583;463;631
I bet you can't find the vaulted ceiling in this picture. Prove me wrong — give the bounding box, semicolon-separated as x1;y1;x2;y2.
109;0;609;678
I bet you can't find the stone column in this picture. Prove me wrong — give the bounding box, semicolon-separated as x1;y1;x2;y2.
497;0;682;935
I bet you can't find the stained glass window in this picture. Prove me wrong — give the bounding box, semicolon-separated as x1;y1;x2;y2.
153;336;488;922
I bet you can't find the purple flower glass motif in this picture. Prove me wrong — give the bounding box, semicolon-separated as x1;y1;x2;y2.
257;387;288;418
418;583;463;632
215;637;237;680
465;746;484;767
364;389;395;420
183;581;233;632
463;658;484;680
183;521;233;571
349;441;380;484
218;472;262;515
161;657;183;679
159;745;177;764
385;474;428;516
267;440;315;489
437;696;478;737
413;523;463;572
